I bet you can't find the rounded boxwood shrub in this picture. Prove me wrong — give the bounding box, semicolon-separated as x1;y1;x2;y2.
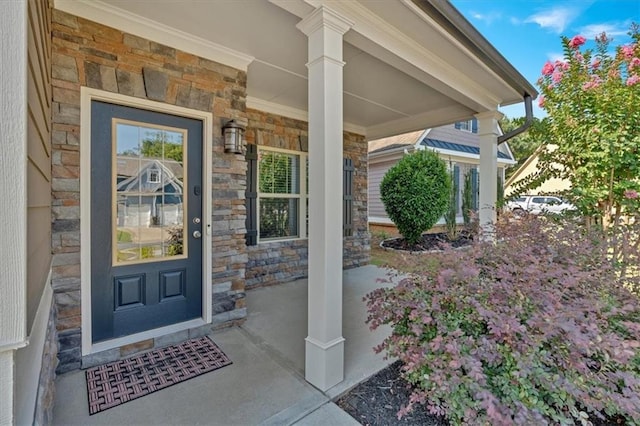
380;149;450;245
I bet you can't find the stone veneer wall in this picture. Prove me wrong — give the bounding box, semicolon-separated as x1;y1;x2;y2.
50;10;248;373
245;109;369;288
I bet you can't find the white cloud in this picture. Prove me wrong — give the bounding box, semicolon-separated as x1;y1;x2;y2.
470;10;502;25
578;22;629;39
525;7;579;33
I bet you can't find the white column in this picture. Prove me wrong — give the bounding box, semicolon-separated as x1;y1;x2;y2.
476;110;503;239
0;1;28;424
297;6;353;391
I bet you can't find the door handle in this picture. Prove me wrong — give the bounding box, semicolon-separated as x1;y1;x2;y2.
193;230;202;239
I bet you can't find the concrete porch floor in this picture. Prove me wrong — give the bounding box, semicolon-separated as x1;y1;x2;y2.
52;265;398;425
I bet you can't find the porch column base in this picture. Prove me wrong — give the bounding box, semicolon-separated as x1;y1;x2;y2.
305;336;345;391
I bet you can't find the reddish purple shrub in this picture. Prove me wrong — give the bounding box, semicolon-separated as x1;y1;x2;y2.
366;214;640;425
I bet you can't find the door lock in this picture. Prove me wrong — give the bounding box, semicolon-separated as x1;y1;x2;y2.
193;217;201;224
193;230;202;239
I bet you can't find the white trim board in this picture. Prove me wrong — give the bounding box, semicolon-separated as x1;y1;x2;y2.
15;269;53;426
80;88;213;355
247;96;367;136
55;0;254;72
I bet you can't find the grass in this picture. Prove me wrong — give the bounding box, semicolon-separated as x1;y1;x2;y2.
369;232;442;275
117;229;133;243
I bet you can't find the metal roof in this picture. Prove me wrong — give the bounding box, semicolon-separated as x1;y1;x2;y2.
421;138;512;160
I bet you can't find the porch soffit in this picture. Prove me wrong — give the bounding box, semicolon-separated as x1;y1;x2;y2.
54;0;528;140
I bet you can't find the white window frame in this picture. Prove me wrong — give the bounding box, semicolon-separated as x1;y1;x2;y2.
458;119;473;132
147;167;160;184
257;146;308;243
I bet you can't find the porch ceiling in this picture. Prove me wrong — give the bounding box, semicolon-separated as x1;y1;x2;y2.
55;0;536;140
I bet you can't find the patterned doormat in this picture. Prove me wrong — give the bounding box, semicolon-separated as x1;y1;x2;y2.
85;336;232;415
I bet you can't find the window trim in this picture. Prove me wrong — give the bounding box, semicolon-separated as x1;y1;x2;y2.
458;119;473;132
257;146;308;243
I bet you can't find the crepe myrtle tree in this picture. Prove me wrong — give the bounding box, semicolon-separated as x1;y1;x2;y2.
380;149;450;245
532;25;640;230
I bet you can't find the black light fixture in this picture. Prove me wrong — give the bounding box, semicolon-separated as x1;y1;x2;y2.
222;119;245;154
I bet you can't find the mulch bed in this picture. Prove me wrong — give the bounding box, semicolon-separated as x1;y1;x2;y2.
336;361;448;426
337;361;627;426
381;233;473;252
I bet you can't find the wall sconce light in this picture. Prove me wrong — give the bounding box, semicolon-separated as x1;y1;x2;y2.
222;119;245;154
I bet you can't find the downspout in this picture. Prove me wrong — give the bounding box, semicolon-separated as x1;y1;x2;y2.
497;94;533;144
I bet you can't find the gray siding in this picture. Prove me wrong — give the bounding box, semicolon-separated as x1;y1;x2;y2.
428;123;478;147
368;159;396;219
27;0;52;330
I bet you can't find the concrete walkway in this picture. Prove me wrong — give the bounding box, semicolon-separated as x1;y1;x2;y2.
52;265;398;425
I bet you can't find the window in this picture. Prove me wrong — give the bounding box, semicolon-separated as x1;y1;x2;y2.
245;145;352;245
454;118;478;133
257;148;307;241
458;120;473;132
147;168;160;183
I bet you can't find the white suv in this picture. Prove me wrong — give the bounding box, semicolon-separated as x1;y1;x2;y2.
507;195;576;215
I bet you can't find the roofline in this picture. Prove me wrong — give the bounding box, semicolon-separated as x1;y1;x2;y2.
368;144;414;159
411;0;538;104
504;144;545;188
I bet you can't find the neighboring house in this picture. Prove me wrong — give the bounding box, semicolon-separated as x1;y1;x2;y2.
1;0;536;423
369;120;516;229
116;157;184;227
505;145;571;197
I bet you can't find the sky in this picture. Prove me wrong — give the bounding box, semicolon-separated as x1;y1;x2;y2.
450;0;640;119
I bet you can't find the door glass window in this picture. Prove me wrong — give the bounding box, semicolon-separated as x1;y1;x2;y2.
113;120;187;264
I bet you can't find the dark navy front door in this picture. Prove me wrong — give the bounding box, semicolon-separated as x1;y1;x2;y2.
91;101;203;343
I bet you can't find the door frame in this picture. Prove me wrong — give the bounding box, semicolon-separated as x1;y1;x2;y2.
80;87;213;356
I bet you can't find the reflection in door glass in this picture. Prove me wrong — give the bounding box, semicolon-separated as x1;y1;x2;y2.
113;120;187;264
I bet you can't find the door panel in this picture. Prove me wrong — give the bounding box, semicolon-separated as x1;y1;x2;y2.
91;101;203;343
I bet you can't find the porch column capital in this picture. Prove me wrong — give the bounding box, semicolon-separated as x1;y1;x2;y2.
474;110;504;125
296;5;353;38
475;109;502;240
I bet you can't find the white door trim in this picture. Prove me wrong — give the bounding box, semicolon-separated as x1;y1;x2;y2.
80;87;213;356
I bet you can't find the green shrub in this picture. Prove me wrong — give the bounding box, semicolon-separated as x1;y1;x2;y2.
444;164;459;240
380;150;450;245
461;170;473;227
366;214;640;425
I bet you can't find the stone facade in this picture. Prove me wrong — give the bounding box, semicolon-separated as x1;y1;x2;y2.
51;10;248;372
244;109;369;288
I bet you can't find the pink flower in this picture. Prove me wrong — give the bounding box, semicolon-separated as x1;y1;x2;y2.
621;45;635;58
626;75;640;86
552;70;563;83
555;60;570;71
592;58;601;69
542;61;555;76
568;35;586;49
624;189;639;199
630;57;640;70
596;33;608;44
582;76;602;90
574;52;584;62
538;96;545;108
